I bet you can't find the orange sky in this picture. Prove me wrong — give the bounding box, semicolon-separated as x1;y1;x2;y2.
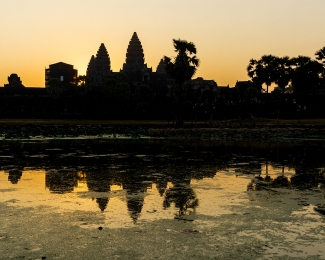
1;0;325;88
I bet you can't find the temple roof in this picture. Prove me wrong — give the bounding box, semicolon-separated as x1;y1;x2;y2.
95;43;111;75
49;62;74;68
156;59;166;74
4;73;25;88
123;32;146;71
86;55;96;78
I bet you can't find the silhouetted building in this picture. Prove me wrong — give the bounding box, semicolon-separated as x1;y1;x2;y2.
0;74;52;116
86;43;111;86
121;32;152;83
86;55;96;80
45;62;77;89
156;59;167;75
4;74;25;88
189;77;218;104
5;32;302;119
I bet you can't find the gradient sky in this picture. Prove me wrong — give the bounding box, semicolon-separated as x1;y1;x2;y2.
1;0;325;88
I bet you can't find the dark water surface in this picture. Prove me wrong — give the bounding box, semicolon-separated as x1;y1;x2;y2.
1;139;325;258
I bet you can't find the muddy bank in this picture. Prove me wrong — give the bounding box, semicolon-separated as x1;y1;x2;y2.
1;123;325;141
1;172;325;260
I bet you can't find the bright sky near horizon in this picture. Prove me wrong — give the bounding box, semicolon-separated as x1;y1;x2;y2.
1;0;325;88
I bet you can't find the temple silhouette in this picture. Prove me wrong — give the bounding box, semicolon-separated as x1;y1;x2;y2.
0;31;222;119
45;62;77;89
86;32;166;87
86;43;111;86
3;31;323;119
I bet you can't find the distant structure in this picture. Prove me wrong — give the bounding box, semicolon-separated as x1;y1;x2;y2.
86;43;111;86
45;62;78;88
121;32;152;83
4;74;25;88
86;55;96;80
1;32;236;118
156;59;167;75
189;77;219;104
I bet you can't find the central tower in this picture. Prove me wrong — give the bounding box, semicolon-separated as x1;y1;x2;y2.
122;32;151;82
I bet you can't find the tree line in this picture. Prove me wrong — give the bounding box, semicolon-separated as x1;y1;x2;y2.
247;47;325;96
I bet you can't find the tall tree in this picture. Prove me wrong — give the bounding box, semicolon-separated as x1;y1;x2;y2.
163;39;199;125
247;55;277;103
315;47;325;90
260;55;277;96
315;47;325;66
247;55;277;94
247;58;264;92
290;56;323;95
273;56;291;94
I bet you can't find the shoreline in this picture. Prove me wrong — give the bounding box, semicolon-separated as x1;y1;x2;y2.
1;118;325;141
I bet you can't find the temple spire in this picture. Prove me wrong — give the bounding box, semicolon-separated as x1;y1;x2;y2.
122;32;151;82
156;59;166;74
123;32;146;71
87;43;111;86
86;55;96;79
95;43;111;75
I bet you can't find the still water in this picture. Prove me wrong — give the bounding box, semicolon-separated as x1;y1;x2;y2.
1;139;325;259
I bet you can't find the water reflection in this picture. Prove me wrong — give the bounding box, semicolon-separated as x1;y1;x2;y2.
6;168;23;184
1;139;325;225
46;169;78;194
86;170;112;212
163;174;198;218
247;164;325;191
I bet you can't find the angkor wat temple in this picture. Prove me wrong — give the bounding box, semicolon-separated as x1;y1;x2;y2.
5;32;312;120
86;32;168;88
0;32;225;119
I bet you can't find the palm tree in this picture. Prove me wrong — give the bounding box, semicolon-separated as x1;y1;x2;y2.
315;47;325;66
273;56;291;94
163;39;200;125
247;58;264;93
247;55;277;102
290;56;323;95
260;55;277;97
315;47;325;90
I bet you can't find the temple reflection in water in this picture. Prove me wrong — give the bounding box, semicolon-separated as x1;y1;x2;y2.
1;139;325;222
43;167;198;222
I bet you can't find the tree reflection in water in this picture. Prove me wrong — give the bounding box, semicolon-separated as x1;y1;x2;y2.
45;169;78;194
247;166;325;191
1;138;325;218
163;174;198;218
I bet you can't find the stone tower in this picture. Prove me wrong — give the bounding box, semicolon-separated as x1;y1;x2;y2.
156;59;166;74
87;43;111;86
122;32;151;82
95;43;111;76
86;55;96;79
4;74;25;88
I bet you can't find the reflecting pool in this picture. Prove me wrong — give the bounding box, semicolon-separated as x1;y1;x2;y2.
1;139;325;259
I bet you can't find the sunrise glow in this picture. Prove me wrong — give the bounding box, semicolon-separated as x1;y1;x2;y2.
1;0;325;87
